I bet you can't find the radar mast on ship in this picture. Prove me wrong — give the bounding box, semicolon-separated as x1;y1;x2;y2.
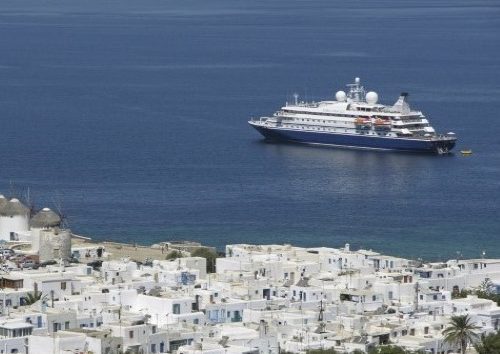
346;77;366;102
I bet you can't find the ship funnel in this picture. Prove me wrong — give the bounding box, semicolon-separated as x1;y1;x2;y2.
392;92;411;114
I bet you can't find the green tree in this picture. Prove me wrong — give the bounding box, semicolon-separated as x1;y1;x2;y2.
452;288;470;299
442;315;480;354
23;291;47;306
191;247;218;273
165;250;183;260
306;349;338;354
368;346;426;354
369;346;406;354
478;279;494;295
474;331;500;354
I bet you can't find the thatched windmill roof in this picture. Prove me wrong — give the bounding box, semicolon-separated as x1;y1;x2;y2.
30;207;61;228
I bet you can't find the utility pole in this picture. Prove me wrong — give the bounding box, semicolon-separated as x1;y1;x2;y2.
414;282;419;311
318;299;324;322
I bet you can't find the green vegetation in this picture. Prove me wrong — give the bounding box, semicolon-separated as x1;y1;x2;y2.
474;331;500;354
452;288;470;299
191;247;218;273
367;346;427;354
442;315;480;354
306;349;338;354
452;280;500;306
165;250;183;260
303;346;425;354
368;346;406;354
23;291;47;306
475;279;500;306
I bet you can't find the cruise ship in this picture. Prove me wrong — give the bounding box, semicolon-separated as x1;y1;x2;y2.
249;78;457;153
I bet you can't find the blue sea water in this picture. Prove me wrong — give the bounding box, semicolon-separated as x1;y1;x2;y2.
0;0;499;261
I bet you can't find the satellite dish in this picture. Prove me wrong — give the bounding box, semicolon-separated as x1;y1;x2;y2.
335;91;347;102
365;91;378;105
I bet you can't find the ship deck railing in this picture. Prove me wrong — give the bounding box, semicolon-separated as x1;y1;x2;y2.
250;117;272;123
392;119;426;124
285;101;320;108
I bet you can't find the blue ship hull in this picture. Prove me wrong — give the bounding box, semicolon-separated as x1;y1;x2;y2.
250;124;456;153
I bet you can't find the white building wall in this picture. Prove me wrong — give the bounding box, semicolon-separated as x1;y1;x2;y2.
0;214;29;241
29;332;86;354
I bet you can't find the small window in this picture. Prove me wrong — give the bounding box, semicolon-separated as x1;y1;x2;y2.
172;304;181;315
129;330;134;339
61;282;66;290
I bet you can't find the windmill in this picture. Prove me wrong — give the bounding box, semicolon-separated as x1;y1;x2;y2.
51;193;70;230
50;193;72;266
23;187;36;217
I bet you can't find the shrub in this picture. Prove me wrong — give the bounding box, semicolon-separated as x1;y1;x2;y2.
165;250;183;260
191;247;218;273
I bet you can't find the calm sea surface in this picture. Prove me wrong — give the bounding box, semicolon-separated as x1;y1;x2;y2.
0;0;499;260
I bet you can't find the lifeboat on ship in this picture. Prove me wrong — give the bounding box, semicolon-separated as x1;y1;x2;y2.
354;117;372;130
373;118;391;130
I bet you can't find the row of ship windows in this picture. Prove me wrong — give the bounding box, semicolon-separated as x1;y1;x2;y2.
287;118;349;124
283;110;391;119
284;111;360;118
285;125;391;136
285;118;424;130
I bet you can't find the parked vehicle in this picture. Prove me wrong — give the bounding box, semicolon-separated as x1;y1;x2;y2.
14;256;39;269
87;260;103;270
20;259;37;269
39;260;58;267
0;248;15;259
